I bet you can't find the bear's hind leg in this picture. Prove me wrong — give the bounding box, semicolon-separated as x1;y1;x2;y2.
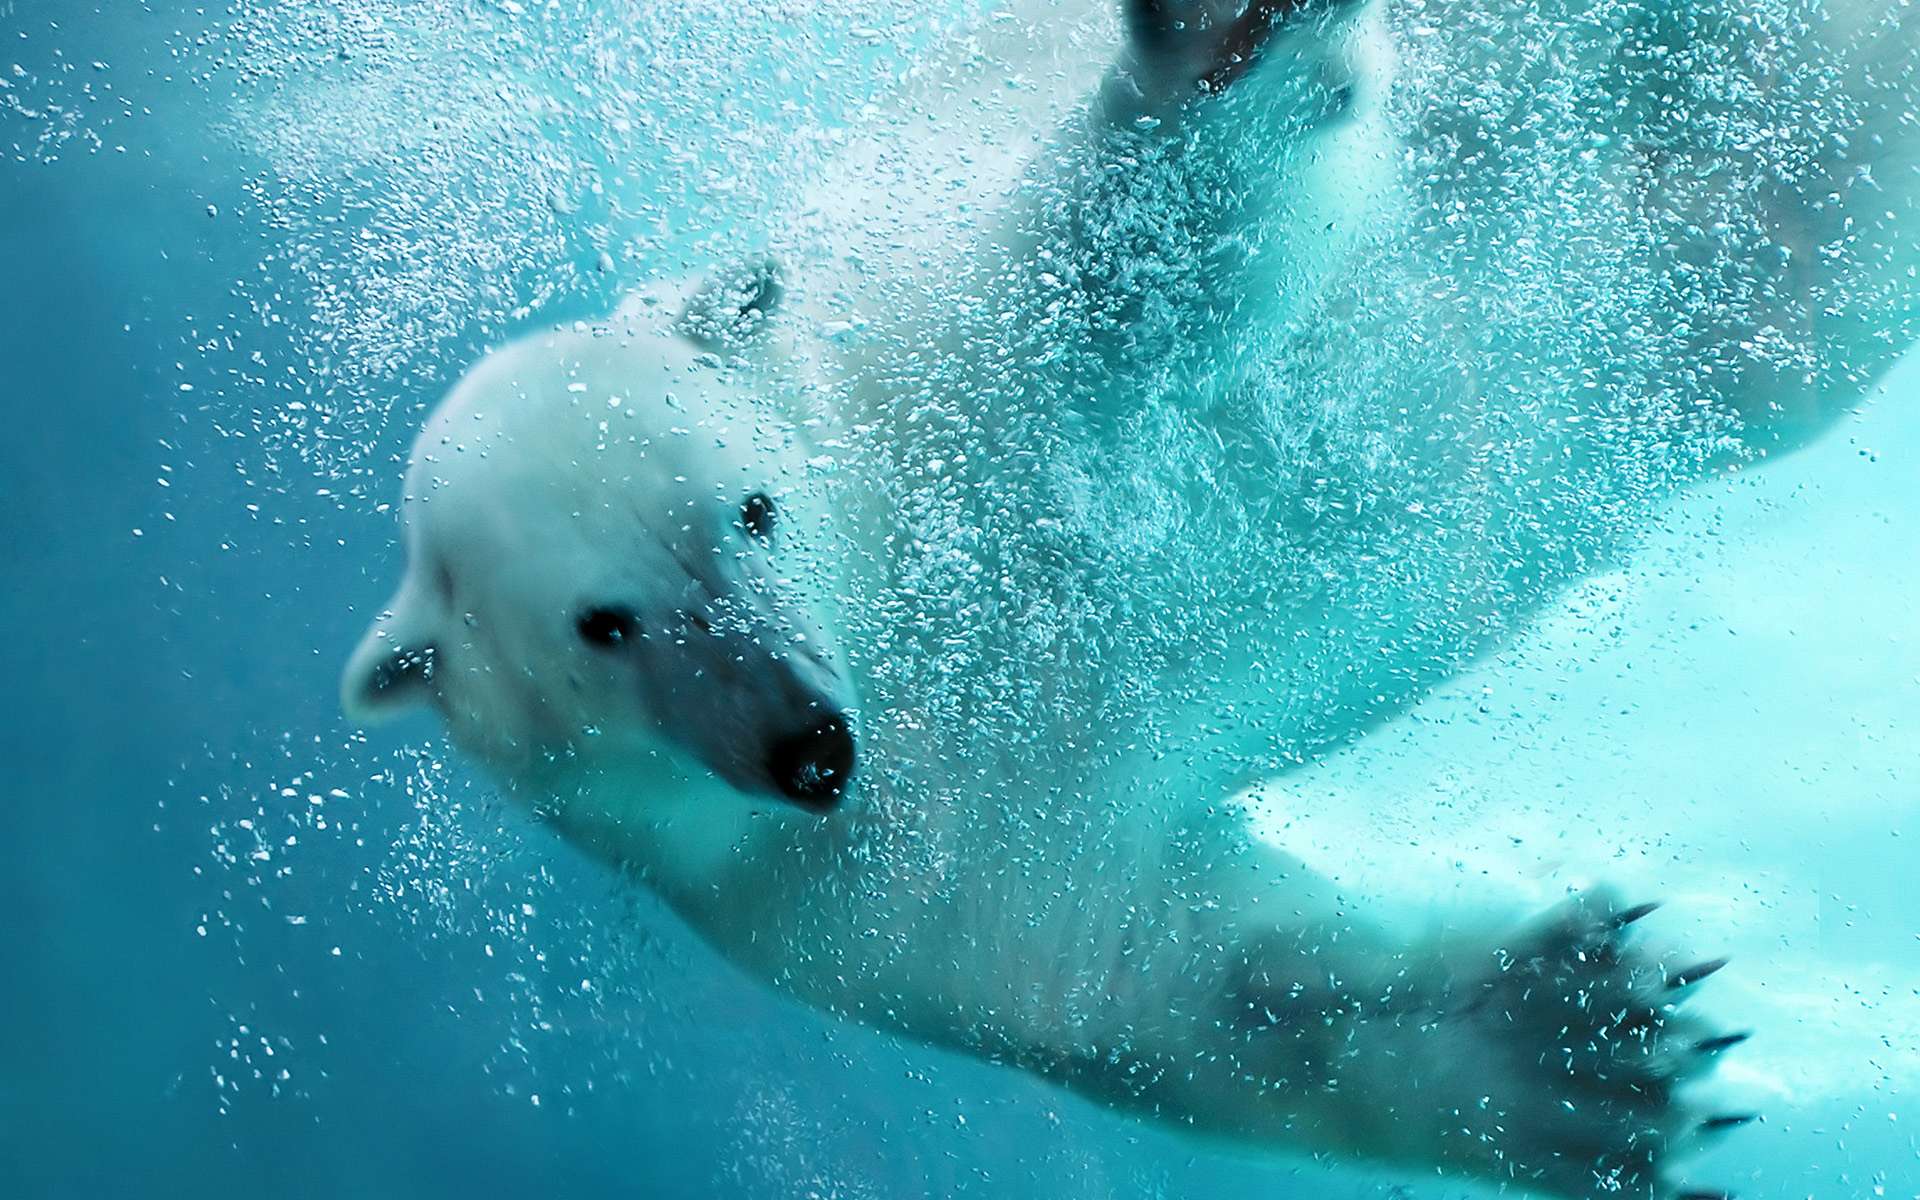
1664;0;1920;460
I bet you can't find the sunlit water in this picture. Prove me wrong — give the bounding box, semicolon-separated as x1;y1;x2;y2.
3;1;1915;1196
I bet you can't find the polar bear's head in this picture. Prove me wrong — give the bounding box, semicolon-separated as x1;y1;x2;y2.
341;266;857;813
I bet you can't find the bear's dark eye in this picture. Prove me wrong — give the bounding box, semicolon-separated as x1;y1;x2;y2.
741;492;776;540
576;606;640;648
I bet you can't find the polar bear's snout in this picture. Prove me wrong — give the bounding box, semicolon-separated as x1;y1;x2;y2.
764;713;856;810
638;590;858;811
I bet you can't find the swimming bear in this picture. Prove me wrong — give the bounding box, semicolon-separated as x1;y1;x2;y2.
343;1;1917;1192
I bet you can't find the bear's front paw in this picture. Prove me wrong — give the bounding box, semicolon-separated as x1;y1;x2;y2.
1435;892;1753;1199
1122;0;1374;95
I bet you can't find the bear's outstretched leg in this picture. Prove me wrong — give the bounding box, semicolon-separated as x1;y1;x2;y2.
1225;891;1752;1198
998;0;1392;390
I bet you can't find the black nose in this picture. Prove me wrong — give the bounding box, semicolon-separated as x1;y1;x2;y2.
766;714;855;810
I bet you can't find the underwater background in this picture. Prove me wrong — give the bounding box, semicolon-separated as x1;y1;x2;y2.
3;0;1915;1196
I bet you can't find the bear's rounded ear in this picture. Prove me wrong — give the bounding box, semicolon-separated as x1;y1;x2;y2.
675;256;783;353
341;585;440;724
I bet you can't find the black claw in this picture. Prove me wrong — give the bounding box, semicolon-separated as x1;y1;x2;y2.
1613;900;1664;928
1669;957;1730;989
1695;1030;1753;1054
1700;1113;1760;1133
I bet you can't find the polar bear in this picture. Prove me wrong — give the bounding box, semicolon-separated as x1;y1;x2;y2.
340;1;1917;1195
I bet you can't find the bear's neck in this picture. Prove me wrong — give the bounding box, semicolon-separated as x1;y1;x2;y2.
541;760;834;951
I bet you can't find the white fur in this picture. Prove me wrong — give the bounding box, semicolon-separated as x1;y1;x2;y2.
343;1;1918;1193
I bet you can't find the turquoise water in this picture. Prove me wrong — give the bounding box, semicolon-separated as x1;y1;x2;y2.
4;0;1916;1196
